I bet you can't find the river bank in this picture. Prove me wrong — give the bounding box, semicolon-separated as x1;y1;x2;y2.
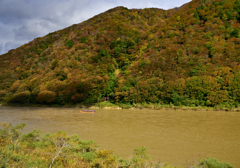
91;101;240;112
1;101;240;112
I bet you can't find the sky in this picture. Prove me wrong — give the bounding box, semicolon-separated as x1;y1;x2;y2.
0;0;191;55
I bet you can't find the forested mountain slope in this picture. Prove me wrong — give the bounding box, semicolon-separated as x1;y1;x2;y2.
1;0;240;107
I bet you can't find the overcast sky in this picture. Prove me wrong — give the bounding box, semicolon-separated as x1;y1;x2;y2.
0;0;191;55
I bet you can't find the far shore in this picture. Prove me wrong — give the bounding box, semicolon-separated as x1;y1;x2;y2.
1;101;240;112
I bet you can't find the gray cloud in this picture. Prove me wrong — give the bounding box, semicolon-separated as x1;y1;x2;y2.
0;0;190;55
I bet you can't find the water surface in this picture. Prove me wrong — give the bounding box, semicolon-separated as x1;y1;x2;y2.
0;107;239;167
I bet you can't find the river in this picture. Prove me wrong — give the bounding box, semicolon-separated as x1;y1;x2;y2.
0;106;239;167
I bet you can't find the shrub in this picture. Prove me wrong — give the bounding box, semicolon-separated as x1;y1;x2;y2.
8;80;21;93
140;60;146;68
21;129;42;143
65;39;74;49
201;158;233;168
79;36;88;43
8;91;30;104
131;146;151;167
29;86;40;104
82;152;97;162
120;103;132;109
171;92;184;106
37;90;56;104
230;28;239;38
0;90;7;97
96;101;119;108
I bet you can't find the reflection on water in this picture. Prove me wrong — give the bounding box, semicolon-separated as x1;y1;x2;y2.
0;107;239;167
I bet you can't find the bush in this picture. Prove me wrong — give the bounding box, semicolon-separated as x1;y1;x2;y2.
79;36;88;43
37;90;56;104
182;98;200;107
120;103;132;109
0;90;7;97
8;91;30;104
171;92;184;106
131;146;151;167
97;101;120;108
29;86;40;104
65;39;74;49
8;80;21;93
201;158;233;168
82;152;97;162
230;28;239;38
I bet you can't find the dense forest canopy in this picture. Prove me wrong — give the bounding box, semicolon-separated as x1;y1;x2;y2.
1;0;240;107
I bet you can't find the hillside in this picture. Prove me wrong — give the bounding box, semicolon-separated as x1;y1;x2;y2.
1;0;240;108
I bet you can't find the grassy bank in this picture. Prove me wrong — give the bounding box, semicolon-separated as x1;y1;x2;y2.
1;101;240;112
93;101;240;112
0;122;233;168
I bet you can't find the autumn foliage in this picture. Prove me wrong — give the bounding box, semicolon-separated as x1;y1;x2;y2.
1;0;240;107
37;90;56;104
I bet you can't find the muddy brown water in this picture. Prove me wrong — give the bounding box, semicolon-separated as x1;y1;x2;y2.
0;107;239;167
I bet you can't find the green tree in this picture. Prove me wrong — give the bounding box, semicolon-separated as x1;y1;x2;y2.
65;39;74;49
231;28;239;38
